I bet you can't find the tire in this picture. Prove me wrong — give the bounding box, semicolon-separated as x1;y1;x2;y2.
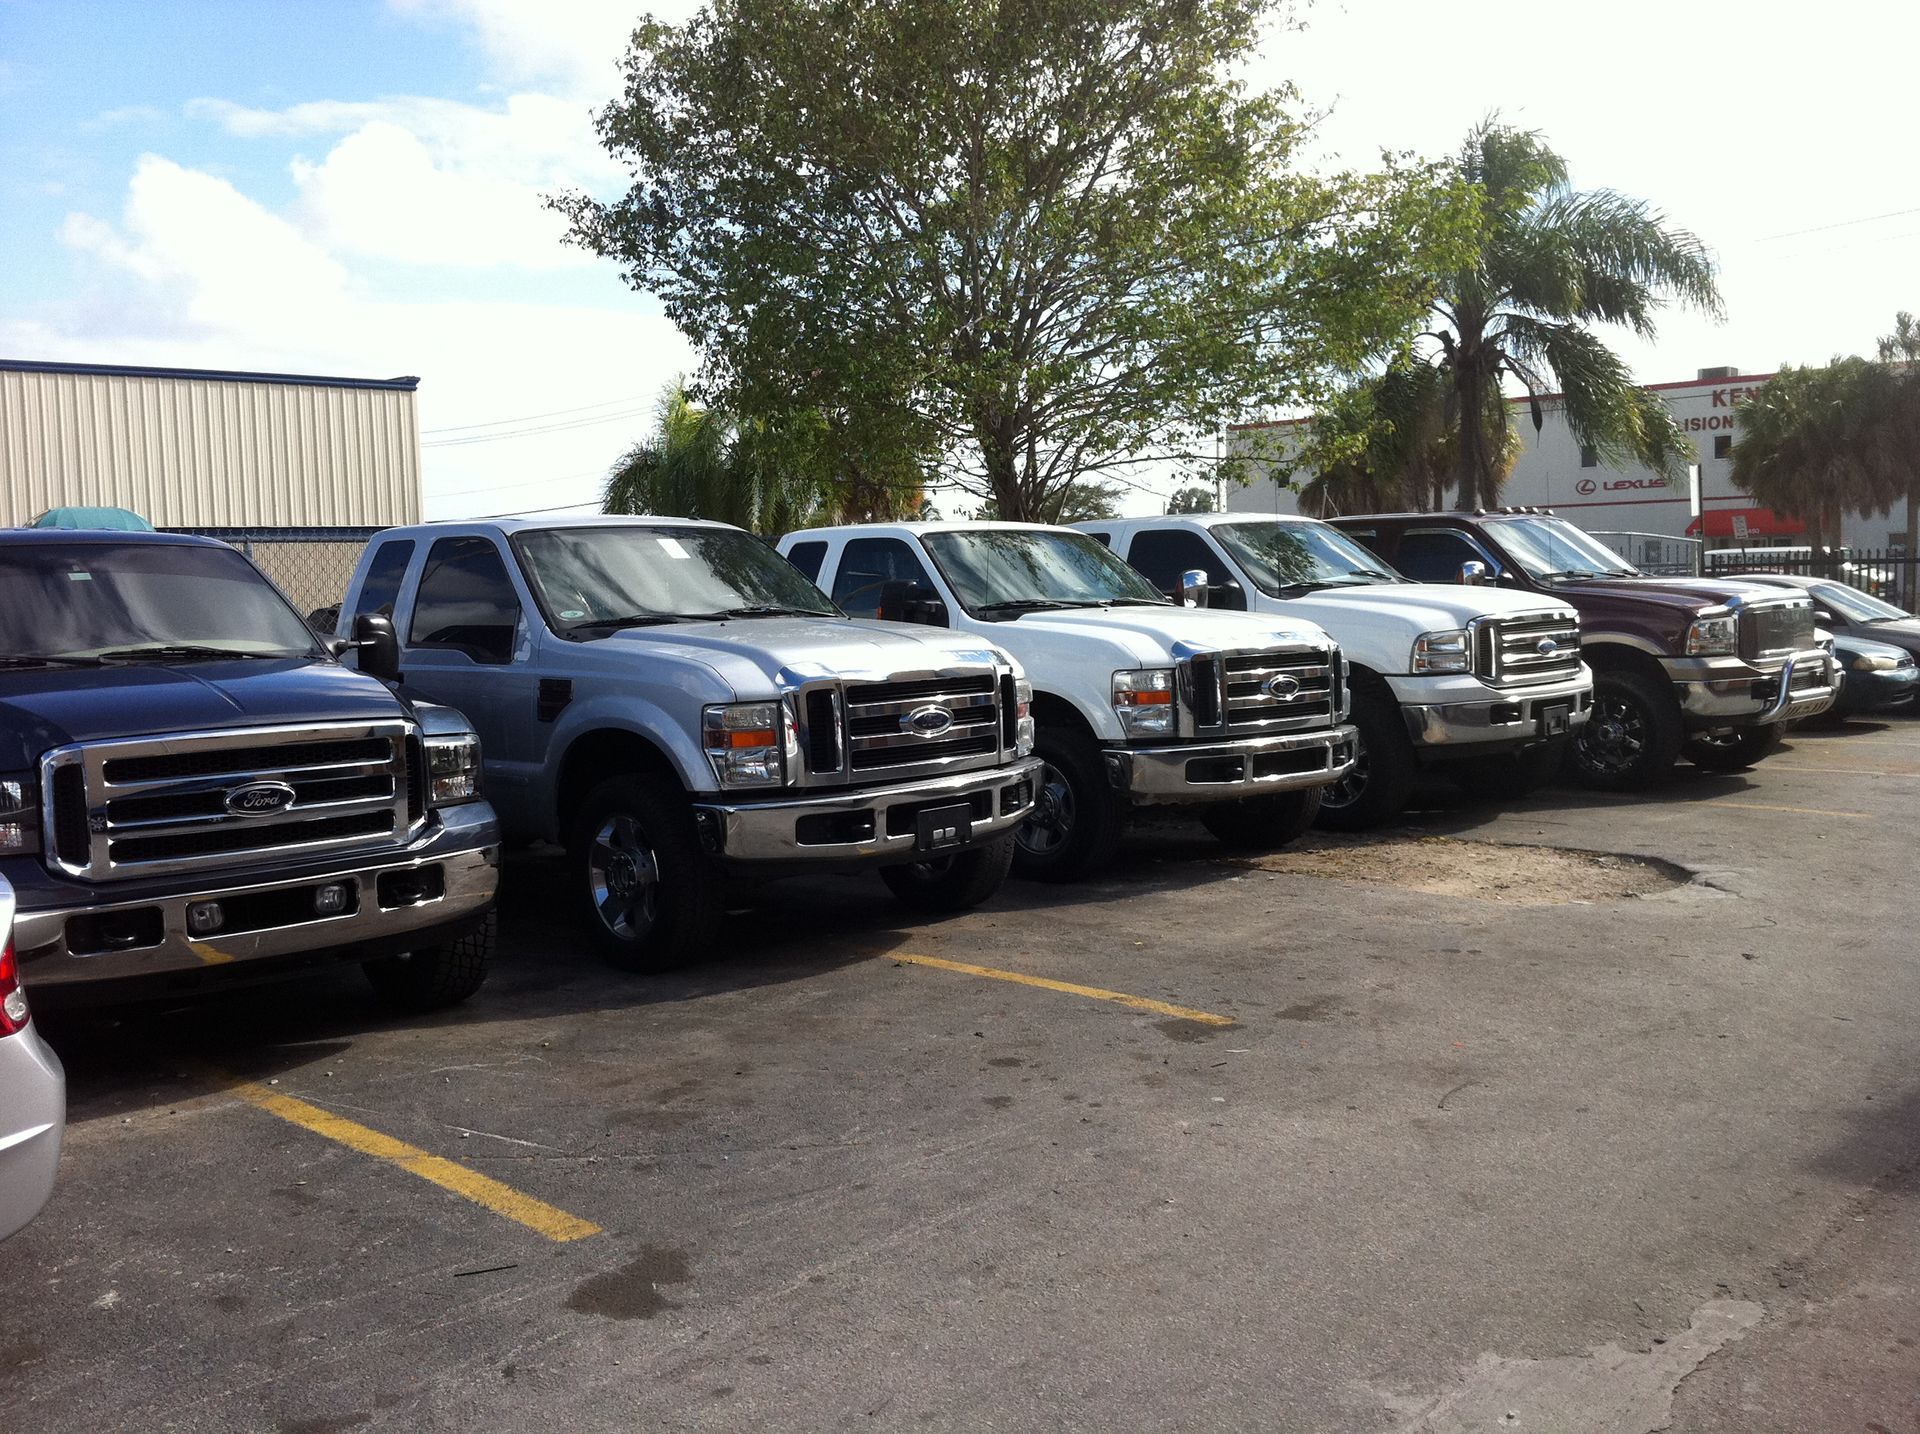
1447;739;1566;801
1315;690;1418;832
363;911;494;1014
569;773;723;973
1011;725;1125;882
1199;786;1322;851
880;830;1016;913
1565;669;1685;791
1685;724;1781;772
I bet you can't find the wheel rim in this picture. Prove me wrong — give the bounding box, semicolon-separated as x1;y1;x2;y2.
1017;761;1076;856
1320;732;1370;809
1575;693;1647;777
895;853;957;884
588;813;661;943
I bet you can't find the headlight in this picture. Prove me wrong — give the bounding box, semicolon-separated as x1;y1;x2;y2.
1112;669;1176;736
1851;652;1901;672
0;775;39;855
1411;629;1471;674
1014;678;1036;756
423;732;482;806
1685;614;1739;656
703;701;790;787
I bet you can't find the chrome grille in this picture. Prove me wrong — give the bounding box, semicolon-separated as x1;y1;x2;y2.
838;672;1001;778
1741;602;1815;660
1188;647;1341;736
1476;613;1583;686
42;721;418;882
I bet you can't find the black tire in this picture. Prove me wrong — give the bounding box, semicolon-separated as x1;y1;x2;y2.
569;773;723;973
1685;724;1781;772
363;911;494;1014
1012;725;1125;882
880;831;1016;913
1447;739;1566;801
1565;668;1686;791
1199;786;1323;851
1315;690;1418;832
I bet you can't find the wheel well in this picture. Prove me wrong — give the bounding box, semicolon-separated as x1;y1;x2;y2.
1029;690;1098;741
1580;641;1668;686
1345;662;1395;702
556;729;680;836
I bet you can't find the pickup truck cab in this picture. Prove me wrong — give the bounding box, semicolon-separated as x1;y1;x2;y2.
779;522;1354;878
339;518;1041;970
1328;510;1838;789
1078;514;1591;828
0;530;499;1012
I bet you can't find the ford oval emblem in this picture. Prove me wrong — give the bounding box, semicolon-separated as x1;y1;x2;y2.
1535;638;1559;656
903;705;956;738
1265;673;1302;701
225;781;296;817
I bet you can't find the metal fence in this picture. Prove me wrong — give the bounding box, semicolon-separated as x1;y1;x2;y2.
1587;530;1702;577
165;526;378;627
1705;548;1918;610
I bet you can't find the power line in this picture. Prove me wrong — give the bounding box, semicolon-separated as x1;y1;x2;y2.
425;467;611;500
448;499;607;521
1754;206;1920;243
421;394;651;436
422;407;653;448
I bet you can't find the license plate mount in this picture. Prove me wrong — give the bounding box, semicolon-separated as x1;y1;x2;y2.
1539;702;1572;737
914;802;973;853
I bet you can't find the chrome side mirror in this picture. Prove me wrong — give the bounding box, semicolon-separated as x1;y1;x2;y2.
1180;569;1210;608
1459;560;1489;586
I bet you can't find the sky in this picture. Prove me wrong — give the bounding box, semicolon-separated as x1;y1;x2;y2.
3;0;1916;521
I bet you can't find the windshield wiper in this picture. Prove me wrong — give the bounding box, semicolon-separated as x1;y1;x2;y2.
567;613;687;634
94;644;292;662
0;654;109;669
696;605;834;620
972;598;1085;615
1538;569;1602;582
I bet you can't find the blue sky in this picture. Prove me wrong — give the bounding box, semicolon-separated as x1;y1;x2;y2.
3;0;1917;520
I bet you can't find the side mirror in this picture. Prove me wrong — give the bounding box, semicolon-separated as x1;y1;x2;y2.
876;580;948;626
1814;609;1836;624
1180;569;1210;608
352;612;401;683
1459;560;1490;587
1212;578;1248;612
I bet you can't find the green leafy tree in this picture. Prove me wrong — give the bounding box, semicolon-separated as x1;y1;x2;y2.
1878;311;1920;562
555;0;1473;523
1289;362;1468;516
1166;485;1218;515
970;481;1122;523
1417;120;1722;509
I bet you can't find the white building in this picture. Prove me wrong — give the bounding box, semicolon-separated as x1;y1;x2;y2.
1226;367;1911;557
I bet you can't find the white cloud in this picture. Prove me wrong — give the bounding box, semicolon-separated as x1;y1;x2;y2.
385;0;697;99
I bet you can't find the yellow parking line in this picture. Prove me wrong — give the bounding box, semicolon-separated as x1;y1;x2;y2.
222;1075;601;1243
1711;799;1874;820
889;952;1235;1027
1770;761;1919;777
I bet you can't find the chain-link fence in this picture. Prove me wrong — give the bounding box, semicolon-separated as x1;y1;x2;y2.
165;526;378;629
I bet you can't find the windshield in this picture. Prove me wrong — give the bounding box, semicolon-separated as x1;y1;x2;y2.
512;524;839;632
1485;516;1638;581
1810;580;1910;623
921;529;1170;613
1211;520;1400;595
0;541;322;664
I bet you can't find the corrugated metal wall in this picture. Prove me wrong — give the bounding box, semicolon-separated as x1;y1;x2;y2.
0;367;421;528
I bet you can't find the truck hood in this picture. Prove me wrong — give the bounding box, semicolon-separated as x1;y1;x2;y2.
998;604;1332;663
0;658;406;771
1550;575;1802;613
595;616;1013;694
1286;583;1576;632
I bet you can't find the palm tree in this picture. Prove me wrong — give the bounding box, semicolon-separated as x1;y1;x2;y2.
1296;363;1460;516
1729;358;1885;551
1877;311;1920;568
1424;121;1723;509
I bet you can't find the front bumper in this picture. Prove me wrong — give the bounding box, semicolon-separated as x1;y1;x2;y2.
1833;663;1919;714
1391;669;1594;752
1104;725;1357;803
0;1021;63;1243
693;759;1044;864
1664;648;1838;726
13;808;500;991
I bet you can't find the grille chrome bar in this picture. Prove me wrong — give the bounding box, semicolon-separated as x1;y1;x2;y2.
815;668;1008;784
1473;612;1583;687
1186;646;1342;737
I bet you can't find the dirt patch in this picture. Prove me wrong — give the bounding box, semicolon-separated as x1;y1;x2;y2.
1240;833;1685;905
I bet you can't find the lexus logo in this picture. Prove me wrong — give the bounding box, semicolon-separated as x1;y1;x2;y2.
1535;638;1560;656
1575;478;1597;496
225;781;296;817
1265;673;1302;701
902;705;955;738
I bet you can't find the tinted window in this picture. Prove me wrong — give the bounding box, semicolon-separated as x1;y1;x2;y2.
831;537;937;619
921;529;1168;611
785;540;828;583
410;536;521;663
1127;528;1234;595
1392;531;1488;584
1081;530;1112;548
352;539;415;620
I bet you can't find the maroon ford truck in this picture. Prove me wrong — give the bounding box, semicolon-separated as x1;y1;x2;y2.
1328;510;1837;790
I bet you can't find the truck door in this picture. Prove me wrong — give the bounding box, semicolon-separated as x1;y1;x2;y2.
1389;529;1501;585
1122;528;1245;608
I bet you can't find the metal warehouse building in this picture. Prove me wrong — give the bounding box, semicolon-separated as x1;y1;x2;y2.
0;358;421;612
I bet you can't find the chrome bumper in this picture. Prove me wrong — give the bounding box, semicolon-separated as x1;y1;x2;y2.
1103;725;1356;803
693;759;1043;863
0;1021;63;1243
1664;648;1838;726
1398;672;1594;750
14;841;499;990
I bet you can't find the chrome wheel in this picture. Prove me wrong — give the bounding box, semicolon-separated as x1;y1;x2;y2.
588;813;660;944
1016;761;1076;856
1320;733;1370;810
1575;694;1646;778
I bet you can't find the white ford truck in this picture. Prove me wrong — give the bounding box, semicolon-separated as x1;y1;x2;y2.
338;518;1042;971
779;522;1354;879
1077;514;1592;828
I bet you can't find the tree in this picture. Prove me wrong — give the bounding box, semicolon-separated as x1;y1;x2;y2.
1416;120;1722;509
555;0;1473;522
1166;485;1217;515
1289;362;1463;516
1878;311;1920;562
970;481;1122;523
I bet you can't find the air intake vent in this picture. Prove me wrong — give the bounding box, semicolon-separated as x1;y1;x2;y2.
52;764;89;866
1189;656;1221;727
1000;673;1018;748
803;689;841;773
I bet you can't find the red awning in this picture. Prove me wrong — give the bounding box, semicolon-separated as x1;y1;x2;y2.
1685;507;1807;540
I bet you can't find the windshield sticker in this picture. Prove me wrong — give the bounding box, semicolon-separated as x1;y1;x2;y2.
657;536;692;559
67;571;93;581
559;609;586;619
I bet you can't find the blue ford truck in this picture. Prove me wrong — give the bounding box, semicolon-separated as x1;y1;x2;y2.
0;530;500;1011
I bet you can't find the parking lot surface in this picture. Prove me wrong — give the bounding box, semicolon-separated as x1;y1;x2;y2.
5;722;1919;1432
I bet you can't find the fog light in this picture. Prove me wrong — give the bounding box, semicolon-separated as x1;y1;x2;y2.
186;901;224;936
313;883;349;916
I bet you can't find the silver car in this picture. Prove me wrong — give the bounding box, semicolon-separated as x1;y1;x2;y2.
0;874;63;1241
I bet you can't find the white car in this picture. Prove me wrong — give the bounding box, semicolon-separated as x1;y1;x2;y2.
0;874;63;1242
